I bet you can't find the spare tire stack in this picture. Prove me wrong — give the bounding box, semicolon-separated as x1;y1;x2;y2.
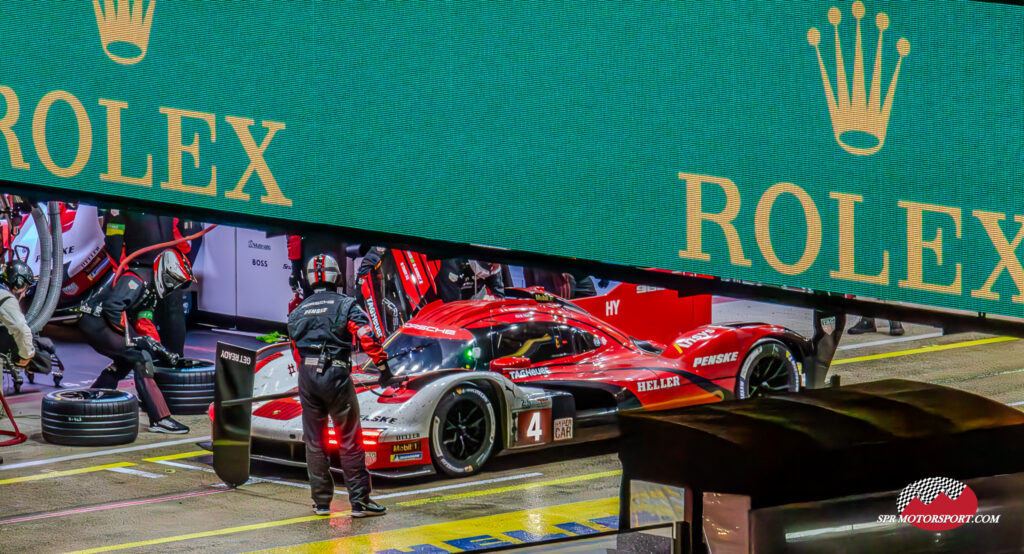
153;358;216;415
41;389;139;446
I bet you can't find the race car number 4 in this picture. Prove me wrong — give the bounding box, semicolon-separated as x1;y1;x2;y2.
516;410;551;445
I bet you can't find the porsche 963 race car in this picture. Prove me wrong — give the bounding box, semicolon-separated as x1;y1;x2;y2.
225;285;813;479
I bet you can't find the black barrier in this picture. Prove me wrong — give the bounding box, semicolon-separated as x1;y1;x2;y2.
213;342;257;488
617;380;1024;551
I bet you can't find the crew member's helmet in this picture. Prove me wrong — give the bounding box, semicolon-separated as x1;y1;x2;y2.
1;261;34;291
153;249;195;298
306;254;340;288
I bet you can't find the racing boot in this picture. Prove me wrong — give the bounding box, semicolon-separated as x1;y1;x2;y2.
313;504;331;516
92;364;121;389
888;321;905;336
847;318;877;335
351;500;387;518
149;417;189;434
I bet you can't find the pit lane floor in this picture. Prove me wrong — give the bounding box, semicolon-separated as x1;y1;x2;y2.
1;303;1023;553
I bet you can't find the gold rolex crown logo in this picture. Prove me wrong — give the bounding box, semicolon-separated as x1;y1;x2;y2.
808;1;909;156
92;0;157;65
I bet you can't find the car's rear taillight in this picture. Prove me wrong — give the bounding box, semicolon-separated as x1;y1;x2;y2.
326;422;338;447
362;428;382;447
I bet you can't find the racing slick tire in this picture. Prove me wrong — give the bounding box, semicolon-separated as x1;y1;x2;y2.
735;339;800;399
153;359;215;415
430;386;497;477
41;389;139;446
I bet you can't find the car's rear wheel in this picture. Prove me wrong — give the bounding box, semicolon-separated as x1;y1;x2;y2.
430;386;496;477
736;339;799;399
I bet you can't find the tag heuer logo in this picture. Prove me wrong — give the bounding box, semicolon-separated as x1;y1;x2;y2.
92;0;157;65
807;1;910;156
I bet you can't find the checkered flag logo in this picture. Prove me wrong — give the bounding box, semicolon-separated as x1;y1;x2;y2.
898;477;967;513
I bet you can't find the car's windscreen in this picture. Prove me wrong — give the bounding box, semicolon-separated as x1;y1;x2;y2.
361;332;481;377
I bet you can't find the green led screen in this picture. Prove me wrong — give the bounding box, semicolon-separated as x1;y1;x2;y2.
0;1;1021;317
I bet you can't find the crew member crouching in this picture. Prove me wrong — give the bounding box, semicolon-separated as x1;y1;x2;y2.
78;249;194;434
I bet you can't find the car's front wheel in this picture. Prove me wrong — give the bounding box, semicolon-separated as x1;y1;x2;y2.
735;339;799;399
430;386;496;476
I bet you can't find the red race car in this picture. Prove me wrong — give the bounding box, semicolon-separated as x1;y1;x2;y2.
244;284;812;478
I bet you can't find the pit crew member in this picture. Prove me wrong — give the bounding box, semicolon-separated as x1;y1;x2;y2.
289;253;389;517
78;249;194;434
0;262;35;370
106;211;201;356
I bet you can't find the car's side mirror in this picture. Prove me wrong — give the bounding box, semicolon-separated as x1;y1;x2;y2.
489;356;531;374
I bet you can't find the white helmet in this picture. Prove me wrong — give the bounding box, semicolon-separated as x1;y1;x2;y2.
306;254;340;288
153;249;195;298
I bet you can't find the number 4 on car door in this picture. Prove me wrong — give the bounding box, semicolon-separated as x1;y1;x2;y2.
516;409;551;445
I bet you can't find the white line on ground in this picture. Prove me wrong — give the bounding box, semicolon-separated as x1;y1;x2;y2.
105;466;167;479
837;332;944;351
152;460;349;496
153;460;541;501
374;472;543;499
210;328;265;337
0;437;210;471
1009;400;1024;407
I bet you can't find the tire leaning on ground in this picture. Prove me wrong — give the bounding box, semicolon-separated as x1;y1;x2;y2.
735;338;800;399
153;359;215;415
41;389;139;446
430;386;496;477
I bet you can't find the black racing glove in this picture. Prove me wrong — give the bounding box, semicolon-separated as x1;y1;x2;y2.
131;336;180;367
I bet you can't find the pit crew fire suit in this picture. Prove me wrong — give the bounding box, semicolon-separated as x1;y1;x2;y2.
78;269;186;433
0;285;34;366
107;212;201;356
288;287;388;511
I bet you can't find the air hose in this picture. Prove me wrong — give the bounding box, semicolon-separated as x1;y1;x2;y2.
28;202;63;333
111;224;219;285
24;202;64;332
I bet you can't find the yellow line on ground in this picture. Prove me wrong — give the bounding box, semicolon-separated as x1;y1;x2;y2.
831;336;1017;366
141;450;211;462
0;462;136;486
66;512;353;554
65;470;622;553
259;497;619;553
396;470;621;507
